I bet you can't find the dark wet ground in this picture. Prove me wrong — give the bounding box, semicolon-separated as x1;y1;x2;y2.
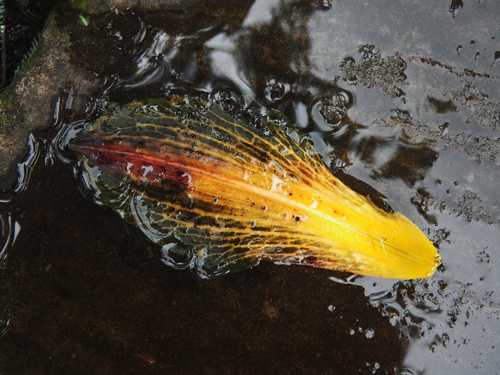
1;0;499;374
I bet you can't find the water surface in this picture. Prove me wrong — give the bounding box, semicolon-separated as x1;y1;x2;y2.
1;0;499;374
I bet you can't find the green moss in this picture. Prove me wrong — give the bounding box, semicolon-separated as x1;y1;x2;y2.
70;0;91;10
0;91;15;122
1;90;14;108
70;0;105;12
53;30;70;45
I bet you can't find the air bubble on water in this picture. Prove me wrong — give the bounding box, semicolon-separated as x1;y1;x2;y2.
263;78;289;102
318;0;333;10
210;86;246;113
493;51;500;66
449;0;464;17
310;91;351;132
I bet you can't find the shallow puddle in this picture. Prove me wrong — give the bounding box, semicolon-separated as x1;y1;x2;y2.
1;0;499;374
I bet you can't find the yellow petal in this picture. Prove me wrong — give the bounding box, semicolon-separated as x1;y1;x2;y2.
70;97;441;279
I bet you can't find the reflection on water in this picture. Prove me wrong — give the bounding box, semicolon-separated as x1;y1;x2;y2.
0;213;21;270
0;309;9;339
309;1;499;374
1;0;499;373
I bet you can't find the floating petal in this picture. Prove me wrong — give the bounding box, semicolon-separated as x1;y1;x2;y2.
69;97;441;279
